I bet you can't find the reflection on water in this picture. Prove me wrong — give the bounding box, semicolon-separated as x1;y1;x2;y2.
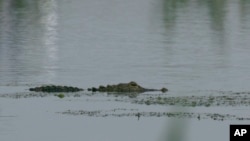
159;0;250;93
1;0;250;91
0;0;58;85
39;0;58;83
1;0;250;141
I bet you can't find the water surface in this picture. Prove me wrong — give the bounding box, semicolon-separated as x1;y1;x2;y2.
1;0;250;141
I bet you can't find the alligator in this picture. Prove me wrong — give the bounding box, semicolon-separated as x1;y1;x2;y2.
29;81;168;93
87;81;168;93
29;85;83;92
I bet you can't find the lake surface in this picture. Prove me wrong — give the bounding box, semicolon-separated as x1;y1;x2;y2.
1;0;250;141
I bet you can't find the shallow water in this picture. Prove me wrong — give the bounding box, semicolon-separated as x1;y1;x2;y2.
1;0;250;141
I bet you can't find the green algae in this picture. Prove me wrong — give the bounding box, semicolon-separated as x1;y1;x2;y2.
55;93;65;98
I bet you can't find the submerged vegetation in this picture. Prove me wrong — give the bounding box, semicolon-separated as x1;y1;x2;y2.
2;89;250;107
58;108;250;121
133;94;250;107
2;88;250;121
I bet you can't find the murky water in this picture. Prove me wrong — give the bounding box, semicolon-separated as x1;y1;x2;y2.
1;0;250;141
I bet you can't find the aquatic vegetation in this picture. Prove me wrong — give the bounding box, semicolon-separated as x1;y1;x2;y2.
133;94;250;107
2;90;250;121
58;109;250;121
55;93;65;98
145;100;151;105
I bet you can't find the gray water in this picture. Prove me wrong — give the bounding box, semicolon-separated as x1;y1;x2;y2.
1;0;250;141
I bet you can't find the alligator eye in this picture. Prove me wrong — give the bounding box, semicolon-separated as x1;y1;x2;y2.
129;81;137;86
161;87;168;93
